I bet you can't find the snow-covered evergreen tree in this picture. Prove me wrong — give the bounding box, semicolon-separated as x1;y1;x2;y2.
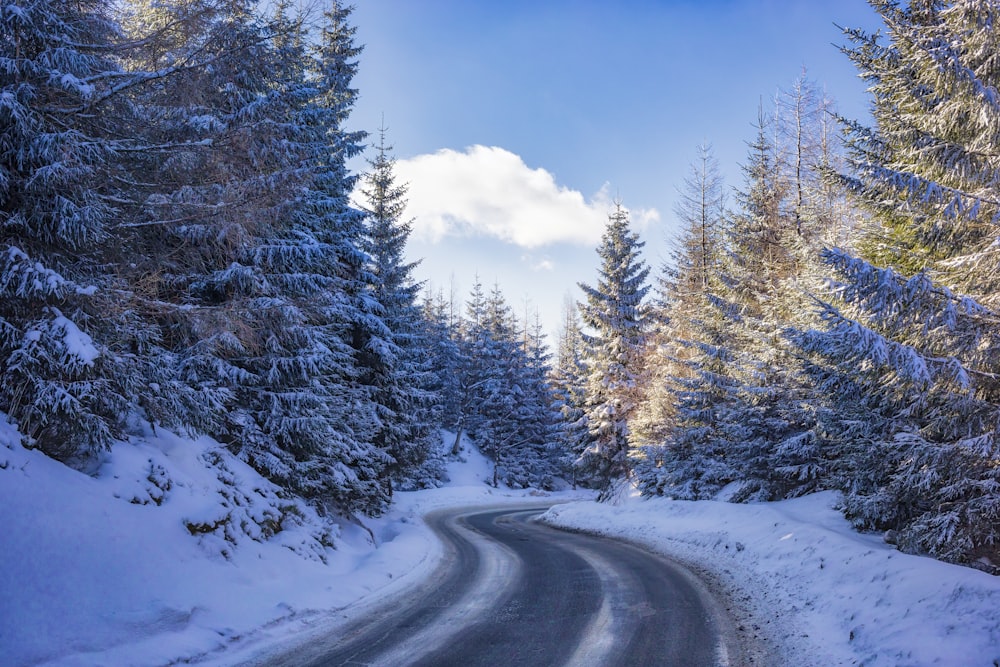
550;301;591;488
263;0;392;515
633;146;736;499
634;145;726;451
117;0;289;456
577;203;651;497
637;88;839;502
421;286;464;443
717;105;825;502
456;277;490;447
236;1;391;513
359;126;441;490
0;0;140;461
449;280;566;489
791;0;1000;569
117;0;391;516
470;284;525;487
511;311;563;489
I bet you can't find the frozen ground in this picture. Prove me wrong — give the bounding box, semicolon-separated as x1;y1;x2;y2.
2;415;998;666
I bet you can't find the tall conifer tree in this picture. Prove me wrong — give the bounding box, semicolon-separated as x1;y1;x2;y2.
359;126;440;489
578;203;650;496
0;0;137;461
633;147;735;499
551;301;591;488
793;0;1000;568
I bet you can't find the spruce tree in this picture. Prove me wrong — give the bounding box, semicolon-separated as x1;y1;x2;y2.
272;0;389;515
577;203;651;497
633;147;736;500
0;0;137;461
118;0;390;515
634;145;726;452
718;105;824;501
792;0;1000;569
472;284;524;487
117;0;290;455
637;92;836;502
359;126;440;490
421;287;464;445
235;1;387;509
550;301;591;488
456;277;490;446
511;311;563;489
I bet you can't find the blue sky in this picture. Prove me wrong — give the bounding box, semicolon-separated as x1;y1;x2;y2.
347;0;883;338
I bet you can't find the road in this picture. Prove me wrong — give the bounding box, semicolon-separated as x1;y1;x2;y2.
265;505;744;666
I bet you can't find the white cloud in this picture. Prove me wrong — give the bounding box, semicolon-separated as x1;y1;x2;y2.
387;145;659;248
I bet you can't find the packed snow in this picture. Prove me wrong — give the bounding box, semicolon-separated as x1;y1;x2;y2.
1;418;998;666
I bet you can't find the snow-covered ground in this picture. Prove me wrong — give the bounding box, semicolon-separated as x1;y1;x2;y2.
2;415;999;666
0;421;578;667
542;492;1000;666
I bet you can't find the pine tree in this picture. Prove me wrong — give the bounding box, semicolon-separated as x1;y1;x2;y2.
637;91;837;502
633;147;736;499
511;311;563;489
270;0;390;515
577;203;651;497
456;277;490;447
118;0;390;515
421;286;464;444
472;284;525;487
792;0;1000;569
117;0;292;456
234;1;388;510
718;103;825;502
635;145;726;451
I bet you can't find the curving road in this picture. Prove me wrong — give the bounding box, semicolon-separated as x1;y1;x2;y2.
266;505;744;666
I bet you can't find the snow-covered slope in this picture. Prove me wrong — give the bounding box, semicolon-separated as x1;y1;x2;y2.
0;421;340;666
3;416;999;666
0;424;574;666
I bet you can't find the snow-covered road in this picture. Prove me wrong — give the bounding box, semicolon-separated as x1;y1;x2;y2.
255;505;744;667
541;492;1000;666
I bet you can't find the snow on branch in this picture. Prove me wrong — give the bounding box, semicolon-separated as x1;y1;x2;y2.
821;248;995;329
856;163;997;221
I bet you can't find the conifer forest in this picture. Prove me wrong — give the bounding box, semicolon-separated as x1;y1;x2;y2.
3;0;1000;577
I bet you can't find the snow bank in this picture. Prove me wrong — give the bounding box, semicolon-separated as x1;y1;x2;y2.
540;492;1000;666
0;425;344;666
